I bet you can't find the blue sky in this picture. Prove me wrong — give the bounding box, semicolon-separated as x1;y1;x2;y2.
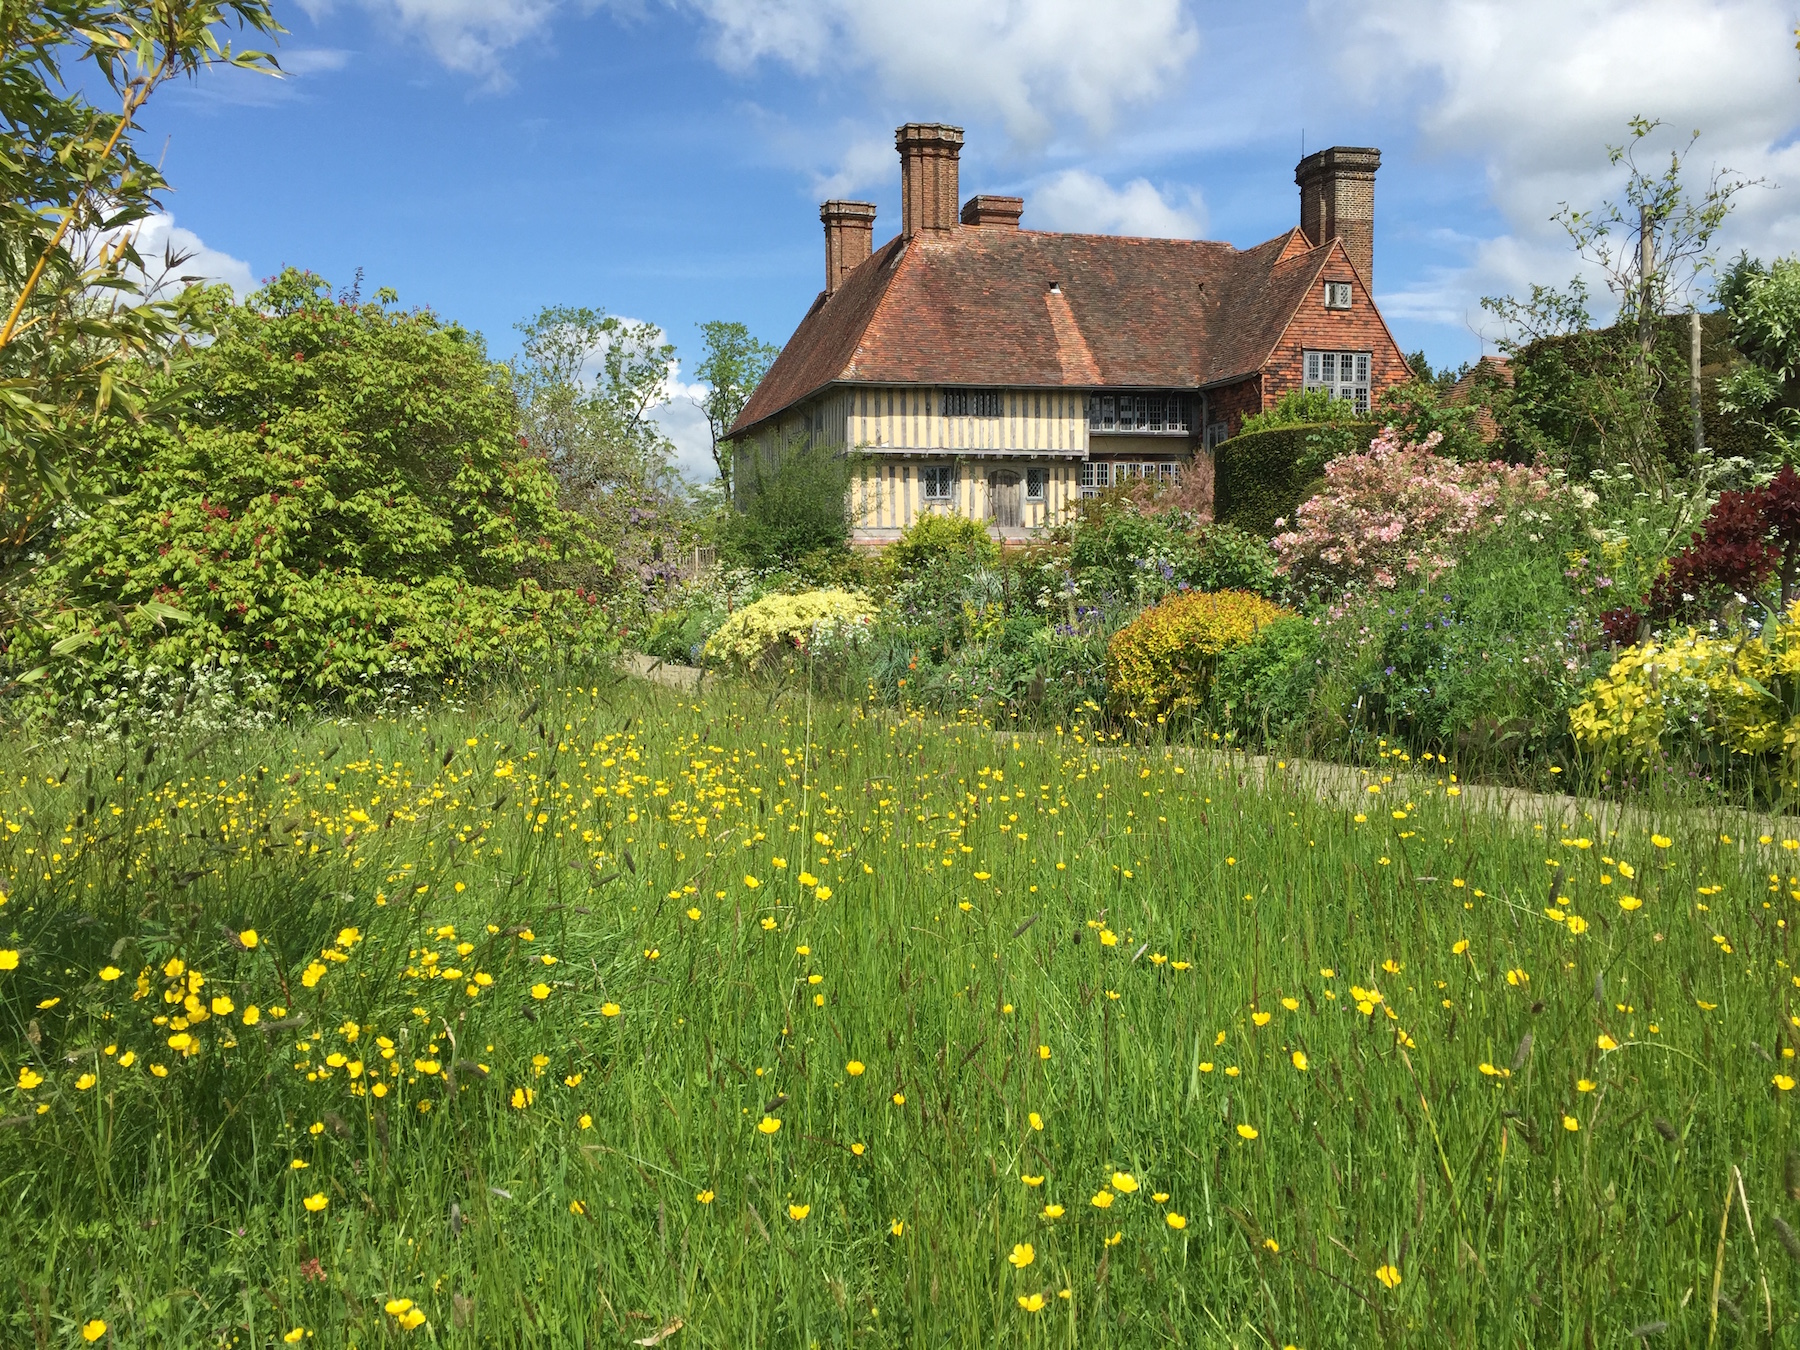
138;0;1800;478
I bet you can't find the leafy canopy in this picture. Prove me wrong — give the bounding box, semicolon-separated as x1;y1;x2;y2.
1238;387;1361;434
16;271;616;707
0;0;280;559
692;320;777;495
511;305;681;530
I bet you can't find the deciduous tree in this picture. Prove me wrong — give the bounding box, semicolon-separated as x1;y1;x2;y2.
692;320;777;496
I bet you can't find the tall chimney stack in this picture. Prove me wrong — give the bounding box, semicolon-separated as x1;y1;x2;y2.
1295;146;1381;293
896;123;964;238
821;200;877;298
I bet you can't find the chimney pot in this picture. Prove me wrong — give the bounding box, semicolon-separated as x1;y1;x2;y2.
896;122;964;238
960;194;1023;229
1295;145;1381;294
820;200;877;298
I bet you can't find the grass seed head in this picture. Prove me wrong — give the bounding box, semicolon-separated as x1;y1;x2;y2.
1774;1215;1800;1266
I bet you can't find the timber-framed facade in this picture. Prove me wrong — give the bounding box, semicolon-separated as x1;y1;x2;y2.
731;125;1412;545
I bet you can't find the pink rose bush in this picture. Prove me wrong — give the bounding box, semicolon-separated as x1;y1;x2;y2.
1271;428;1557;592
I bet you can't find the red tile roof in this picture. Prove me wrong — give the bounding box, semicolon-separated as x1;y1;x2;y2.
1446;355;1513;400
732;225;1355;436
1446;356;1513;443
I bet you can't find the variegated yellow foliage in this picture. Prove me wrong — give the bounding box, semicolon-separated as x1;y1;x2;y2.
1569;609;1800;761
1107;590;1294;722
703;589;877;668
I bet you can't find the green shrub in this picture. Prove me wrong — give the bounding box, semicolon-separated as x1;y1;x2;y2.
11;271;616;712
1239;387;1362;433
724;440;855;569
884;513;1000;575
1186;524;1285;600
1208;615;1321;745
1065;507;1194;605
641;607;719;665
703;589;876;669
1492;313;1778;479
863;612;1109;726
1213;422;1378;537
1107;590;1293;724
1311;509;1614;776
1374;381;1488;461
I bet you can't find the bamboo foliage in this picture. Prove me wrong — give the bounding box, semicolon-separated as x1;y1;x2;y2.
0;0;281;562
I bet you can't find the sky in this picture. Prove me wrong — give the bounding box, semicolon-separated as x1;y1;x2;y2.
137;0;1800;480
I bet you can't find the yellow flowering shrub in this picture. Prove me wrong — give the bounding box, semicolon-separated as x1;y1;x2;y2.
703;589;877;668
1107;590;1294;722
1569;614;1800;761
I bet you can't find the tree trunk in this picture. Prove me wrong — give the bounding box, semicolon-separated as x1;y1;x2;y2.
1636;204;1655;375
1690;310;1704;460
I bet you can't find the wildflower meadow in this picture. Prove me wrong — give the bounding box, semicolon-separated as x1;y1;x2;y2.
3;670;1797;1346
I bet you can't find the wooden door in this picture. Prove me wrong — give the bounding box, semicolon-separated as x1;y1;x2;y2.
989;471;1021;529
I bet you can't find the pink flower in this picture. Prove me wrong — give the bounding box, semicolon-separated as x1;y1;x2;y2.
1272;434;1555;594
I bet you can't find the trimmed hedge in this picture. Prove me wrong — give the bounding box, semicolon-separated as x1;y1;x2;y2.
1213;422;1379;538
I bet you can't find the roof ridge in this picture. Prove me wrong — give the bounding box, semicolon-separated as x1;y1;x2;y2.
1009;228;1235;248
732;219;1402;434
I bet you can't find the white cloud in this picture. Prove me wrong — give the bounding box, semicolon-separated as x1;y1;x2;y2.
340;0;559;83
1345;0;1798;175
1334;0;1800;340
654;368;722;484
91;212;257;300
353;0;1198;130
1026;169;1204;238
682;0;1199;143
280;47;355;75
811;134;896;200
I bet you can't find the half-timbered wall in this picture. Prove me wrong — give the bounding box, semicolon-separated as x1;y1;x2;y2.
846;387;1089;455
850;457;1081;537
735;384;1198;540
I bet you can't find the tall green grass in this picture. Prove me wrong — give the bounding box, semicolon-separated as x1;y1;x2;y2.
0;671;1795;1346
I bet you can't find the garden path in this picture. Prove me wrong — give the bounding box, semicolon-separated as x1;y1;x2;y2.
616;657;1791;845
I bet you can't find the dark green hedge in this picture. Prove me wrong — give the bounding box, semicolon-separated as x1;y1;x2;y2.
1214;421;1378;538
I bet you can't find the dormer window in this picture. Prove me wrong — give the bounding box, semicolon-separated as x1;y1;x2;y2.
1324;281;1353;310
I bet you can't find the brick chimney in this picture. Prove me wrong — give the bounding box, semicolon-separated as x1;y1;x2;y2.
820;200;877;297
960;195;1023;229
896;123;964;237
1296;146;1381;292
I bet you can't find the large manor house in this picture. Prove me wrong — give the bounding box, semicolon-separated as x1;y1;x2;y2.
730;123;1411;544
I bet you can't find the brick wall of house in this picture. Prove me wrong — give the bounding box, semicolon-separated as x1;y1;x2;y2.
1260;246;1410;410
1204;377;1264;438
